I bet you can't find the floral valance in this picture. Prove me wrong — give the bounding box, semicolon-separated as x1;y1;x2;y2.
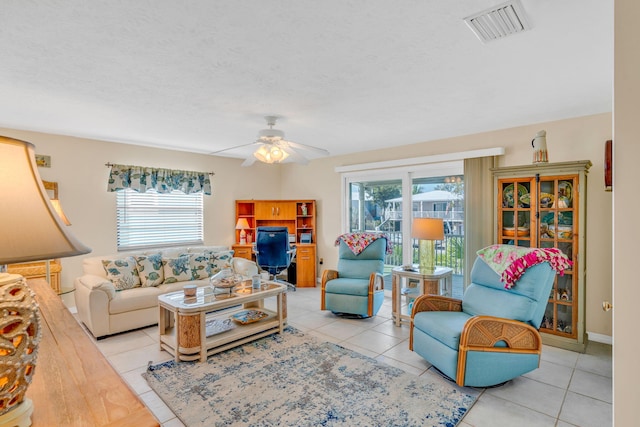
107;163;212;195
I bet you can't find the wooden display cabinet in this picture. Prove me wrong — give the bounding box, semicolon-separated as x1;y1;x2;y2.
234;200;317;287
492;161;591;352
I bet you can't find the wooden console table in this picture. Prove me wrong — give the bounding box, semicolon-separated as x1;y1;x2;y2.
25;278;159;426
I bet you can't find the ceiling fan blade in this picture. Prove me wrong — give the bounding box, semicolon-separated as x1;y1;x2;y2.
241;156;257;167
209;142;258;155
282;147;309;165
285;140;330;156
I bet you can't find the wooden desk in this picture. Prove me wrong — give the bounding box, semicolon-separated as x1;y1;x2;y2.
232;243;317;287
25;278;159;427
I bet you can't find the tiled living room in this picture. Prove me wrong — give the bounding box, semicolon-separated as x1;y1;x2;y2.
0;1;637;426
71;288;612;427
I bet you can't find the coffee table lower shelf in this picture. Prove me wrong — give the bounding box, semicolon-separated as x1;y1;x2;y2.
160;308;283;362
158;282;287;362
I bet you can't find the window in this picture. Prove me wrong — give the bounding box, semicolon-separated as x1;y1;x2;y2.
116;189;203;251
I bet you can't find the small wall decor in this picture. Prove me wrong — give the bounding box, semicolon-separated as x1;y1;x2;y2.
605;139;612;191
531;130;548;163
35;154;51;167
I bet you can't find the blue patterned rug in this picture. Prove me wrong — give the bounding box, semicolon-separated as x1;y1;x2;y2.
143;327;478;426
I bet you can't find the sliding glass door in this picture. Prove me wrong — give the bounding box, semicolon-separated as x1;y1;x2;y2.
348;178;404;266
343;162;465;282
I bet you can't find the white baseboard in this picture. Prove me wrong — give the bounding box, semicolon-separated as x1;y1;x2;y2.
587;331;613;345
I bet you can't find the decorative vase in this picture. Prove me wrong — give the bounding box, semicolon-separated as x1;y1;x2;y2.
531;130;548;163
0;273;41;426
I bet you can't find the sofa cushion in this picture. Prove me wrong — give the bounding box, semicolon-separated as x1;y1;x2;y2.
324;277;371;297
102;257;141;290
186;252;211;280
135;253;165;287
162;255;192;283
109;286;164;314
207;250;234;274
413;311;472;350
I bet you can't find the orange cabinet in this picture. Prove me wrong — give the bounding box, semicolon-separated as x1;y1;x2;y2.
255;201;296;220
231;244;253;260
295;244;317;287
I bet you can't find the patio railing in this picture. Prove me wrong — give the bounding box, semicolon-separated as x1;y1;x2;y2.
381;231;464;275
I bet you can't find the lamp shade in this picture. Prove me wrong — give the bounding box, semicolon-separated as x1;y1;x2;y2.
0;136;91;264
50;199;72;226
412;218;445;241
235;218;250;230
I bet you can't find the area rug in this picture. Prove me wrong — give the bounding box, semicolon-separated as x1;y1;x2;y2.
143;327;478;426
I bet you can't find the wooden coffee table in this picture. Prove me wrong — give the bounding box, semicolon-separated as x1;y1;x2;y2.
158;282;287;362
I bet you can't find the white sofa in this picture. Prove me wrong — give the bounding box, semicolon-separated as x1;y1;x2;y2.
74;245;254;338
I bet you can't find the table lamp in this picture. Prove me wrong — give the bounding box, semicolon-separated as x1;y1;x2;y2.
235;218;250;244
0;136;91;426
412;218;445;273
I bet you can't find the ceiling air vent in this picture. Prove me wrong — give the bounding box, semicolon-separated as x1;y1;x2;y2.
464;0;531;43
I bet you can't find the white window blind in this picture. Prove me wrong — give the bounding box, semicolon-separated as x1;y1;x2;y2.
116;189;203;251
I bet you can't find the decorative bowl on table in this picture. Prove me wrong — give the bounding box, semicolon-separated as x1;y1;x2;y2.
502;227;530;237
210;269;242;297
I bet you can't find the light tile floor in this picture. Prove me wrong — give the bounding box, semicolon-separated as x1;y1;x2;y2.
63;287;612;427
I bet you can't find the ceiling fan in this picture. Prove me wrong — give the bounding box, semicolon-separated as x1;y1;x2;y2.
211;116;330;166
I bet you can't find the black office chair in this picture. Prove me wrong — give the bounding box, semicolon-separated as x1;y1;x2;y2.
254;226;296;291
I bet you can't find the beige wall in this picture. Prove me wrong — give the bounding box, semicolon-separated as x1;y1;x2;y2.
2;112;613;340
282;112;613;339
614;0;639;424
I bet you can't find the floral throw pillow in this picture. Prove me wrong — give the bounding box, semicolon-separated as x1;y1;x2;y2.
102;257;141;290
187;252;211;280
162;255;192;284
207;250;234;275
135;253;165;287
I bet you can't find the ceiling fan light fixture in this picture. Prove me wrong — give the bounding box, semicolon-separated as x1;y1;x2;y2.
253;144;289;164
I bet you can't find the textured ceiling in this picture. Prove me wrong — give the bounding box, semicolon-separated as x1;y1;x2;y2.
0;1;612;162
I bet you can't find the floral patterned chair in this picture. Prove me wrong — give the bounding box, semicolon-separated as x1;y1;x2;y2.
320;233;390;318
410;245;571;387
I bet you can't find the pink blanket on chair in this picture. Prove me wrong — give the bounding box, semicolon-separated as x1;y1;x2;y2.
335;232;393;255
476;244;572;289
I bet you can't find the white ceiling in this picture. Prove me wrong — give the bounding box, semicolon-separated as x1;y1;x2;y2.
0;1;612;162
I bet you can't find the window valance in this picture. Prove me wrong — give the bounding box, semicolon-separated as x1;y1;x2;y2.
107;163;212;195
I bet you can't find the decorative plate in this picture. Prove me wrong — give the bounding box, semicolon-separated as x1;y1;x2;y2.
557;181;573;207
231;309;268;325
539;192;555;208
503;183;528;208
205;318;234;337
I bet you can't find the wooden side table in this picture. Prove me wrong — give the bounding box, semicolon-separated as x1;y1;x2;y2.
391;265;453;326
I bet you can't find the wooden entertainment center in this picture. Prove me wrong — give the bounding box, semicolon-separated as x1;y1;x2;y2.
232;200;317;287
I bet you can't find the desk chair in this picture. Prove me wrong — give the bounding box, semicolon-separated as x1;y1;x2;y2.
255;226;296;291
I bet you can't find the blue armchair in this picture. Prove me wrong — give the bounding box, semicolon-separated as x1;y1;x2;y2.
320;237;386;317
410;254;558;387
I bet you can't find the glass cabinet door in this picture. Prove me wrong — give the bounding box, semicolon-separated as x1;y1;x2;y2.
538;176;578;338
497;178;534;247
